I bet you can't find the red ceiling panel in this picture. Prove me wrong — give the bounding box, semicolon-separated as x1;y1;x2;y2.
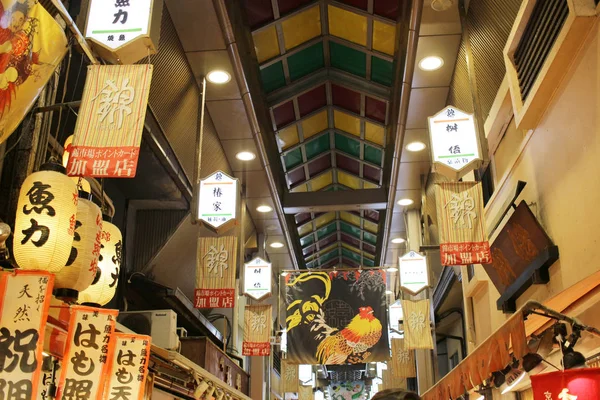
295;212;312;225
332;84;361;115
336;153;360;176
243;0;275;29
341;233;361;248
273;101;296;128
373;0;400;20
365;96;386;123
364;209;380;222
363;164;381;183
278;0;314;15
298;85;327;117
337;0;368;11
307;154;332;177
287;167;307;186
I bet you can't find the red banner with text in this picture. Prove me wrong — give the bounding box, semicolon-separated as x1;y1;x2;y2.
531;369;600;400
104;333;151;400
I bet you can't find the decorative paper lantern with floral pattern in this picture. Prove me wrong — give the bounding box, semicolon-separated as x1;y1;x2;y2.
53;191;103;301
14;162;78;272
78;218;122;306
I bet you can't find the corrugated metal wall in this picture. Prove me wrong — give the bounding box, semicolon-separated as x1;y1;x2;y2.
447;40;473;113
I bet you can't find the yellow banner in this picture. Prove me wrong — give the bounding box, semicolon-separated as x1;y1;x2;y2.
281;359;299;393
298;385;312;400
195;236;238;309
401;299;434;349
242;305;271;356
391;338;416;378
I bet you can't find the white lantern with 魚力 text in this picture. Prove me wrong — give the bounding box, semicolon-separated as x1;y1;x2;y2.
14;162;78;272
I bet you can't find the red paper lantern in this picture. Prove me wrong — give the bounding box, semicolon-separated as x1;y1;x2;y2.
531;368;600;400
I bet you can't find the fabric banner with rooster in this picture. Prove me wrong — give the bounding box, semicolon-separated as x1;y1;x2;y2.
285;270;389;365
402;300;434;349
242;304;272;356
435;182;492;266
391;338;416;377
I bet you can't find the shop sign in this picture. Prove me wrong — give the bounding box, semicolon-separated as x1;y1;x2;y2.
399;251;429;295
104;333;151;400
242;305;272;356
243;257;272;301
531;368;600;400
195;236;238;309
84;0;163;65
389;300;403;333
428;106;482;180
197;171;239;234
0;270;54;400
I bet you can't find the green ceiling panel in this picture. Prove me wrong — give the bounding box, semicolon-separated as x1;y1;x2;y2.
335;133;360;158
260;61;286;93
317;222;337;239
288;42;325;81
330;42;367;78
342;248;361;262
363;258;375;267
300;234;314;248
284;148;303;170
364;145;382;165
363;231;377;245
340;221;361;239
371;56;394;87
320;249;340;264
305;134;330;160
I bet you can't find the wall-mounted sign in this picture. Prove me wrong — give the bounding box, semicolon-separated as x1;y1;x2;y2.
428;106;482;180
84;0;163;65
243;257;272;301
197;171;239;234
399;251;429;295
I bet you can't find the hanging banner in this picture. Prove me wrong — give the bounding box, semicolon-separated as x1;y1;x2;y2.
391;338;416;378
401;299;433;349
195;236;238;309
281;359;299;393
104;333;151;400
67;64;153;179
56;306;118;400
243;257;272;301
381;369;407;391
531;368;600;400
298;385;313;400
0;270;54;400
399;251;429;295
285;270;389;365
0;1;68;144
435;182;492;266
242;305;272;356
329;381;365;400
197;171;239;233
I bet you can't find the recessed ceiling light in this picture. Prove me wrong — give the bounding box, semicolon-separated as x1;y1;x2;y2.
406;141;426;152
235;151;256;161
419;56;444;71
206;70;231;84
387;267;398;272
391;237;406;244
270;242;284;249
256;205;272;213
397;198;414;206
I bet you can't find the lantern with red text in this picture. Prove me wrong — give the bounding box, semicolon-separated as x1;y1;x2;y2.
14;162;78;272
78;218;122;306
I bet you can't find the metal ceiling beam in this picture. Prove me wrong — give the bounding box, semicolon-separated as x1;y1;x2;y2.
282;189;387;213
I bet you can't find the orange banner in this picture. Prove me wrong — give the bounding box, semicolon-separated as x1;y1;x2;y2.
104;333;151;400
0;270;54;400
242;305;272;356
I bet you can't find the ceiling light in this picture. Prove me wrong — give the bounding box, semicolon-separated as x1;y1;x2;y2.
256;205;272;213
419;56;444;71
270;242;284;249
397;198;414;206
387;267;398;272
206;70;231;84
236;151;256;161
431;0;455;12
391;237;405;244
406;141;426;152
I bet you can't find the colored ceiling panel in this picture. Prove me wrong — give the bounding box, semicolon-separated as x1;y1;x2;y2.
320;249;339;264
283;147;303;169
363;258;375;267
363;163;381;183
315;212;335;229
307;154;331;177
253;26;280;63
340;211;362;227
303;244;316;256
261;62;286;93
300;234;314;247
277;124;299;150
334;110;361;137
287;166;306;186
336;153;359;175
298;85;327;117
332;84;361;115
363;219;378;233
330;42;366;78
328;5;367;47
364;210;380;222
244;0;274;29
363;231;377;245
364;144;382;165
301;109;328;139
371;56;394;87
364;181;378;189
341;233;361;248
342;243;362;256
287;42;325;81
337;171;361;190
372;20;396;56
365;121;385;146
290;183;307;192
317;222;337;239
318;234;338;249
334;133;360;158
319;244;338;257
365;96;386;123
342;248;361;262
344;258;360;268
363;243;376;254
340;221;361;239
295;212;311;225
373;0;400;20
277;0;313;15
281;6;321;51
338;0;368;10
309;170;332;191
298;222;313;237
273;101;296;128
305;134;330;160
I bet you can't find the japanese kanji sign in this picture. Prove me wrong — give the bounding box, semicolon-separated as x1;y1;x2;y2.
57;306;118;400
281;359;299;393
84;0;163;65
243;257;272;301
195;236;238;309
399;251;429;295
197;171;239;233
531;368;600;400
104;333;151;400
0;270;54;400
242;305;272;357
428;106;482;180
401;299;433;349
67;65;153;179
435;182;492;266
391;339;416;378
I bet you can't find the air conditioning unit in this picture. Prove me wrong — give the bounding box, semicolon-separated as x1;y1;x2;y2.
118;310;179;350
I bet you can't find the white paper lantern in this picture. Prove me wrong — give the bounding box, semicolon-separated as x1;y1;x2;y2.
14;163;78;272
54;192;102;300
78;218;122;306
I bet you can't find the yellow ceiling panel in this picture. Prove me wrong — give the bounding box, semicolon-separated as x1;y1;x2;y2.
253;26;280;63
363;252;375;260
301;110;328;139
298;222;314;237
334;110;361;137
310;171;333;191
364;180;379;189
328;5;367;47
372;20;396;56
315;211;336;229
277;125;299;150
282;6;322;50
365;121;385;146
337;170;361;190
291;183;307;193
364;219;378;233
342;243;362;255
340;211;361;227
319;244;338;255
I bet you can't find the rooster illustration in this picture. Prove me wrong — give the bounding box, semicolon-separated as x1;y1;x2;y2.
316;306;382;364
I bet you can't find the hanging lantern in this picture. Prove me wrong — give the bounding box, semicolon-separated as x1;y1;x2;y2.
78;216;122;306
14;161;78;272
53;191;103;302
